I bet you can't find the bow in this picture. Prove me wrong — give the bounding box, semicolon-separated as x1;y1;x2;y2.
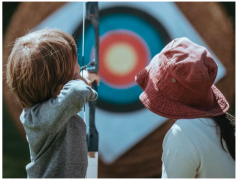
81;2;99;152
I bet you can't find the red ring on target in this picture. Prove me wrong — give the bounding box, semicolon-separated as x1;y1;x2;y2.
98;30;149;86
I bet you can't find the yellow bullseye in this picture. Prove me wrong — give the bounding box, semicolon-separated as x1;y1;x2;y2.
105;43;137;76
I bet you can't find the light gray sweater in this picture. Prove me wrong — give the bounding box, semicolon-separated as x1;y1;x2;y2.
20;79;98;178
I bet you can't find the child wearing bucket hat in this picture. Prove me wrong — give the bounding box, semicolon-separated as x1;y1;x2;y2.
135;37;235;178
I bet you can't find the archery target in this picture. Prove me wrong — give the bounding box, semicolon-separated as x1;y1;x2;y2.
74;6;171;112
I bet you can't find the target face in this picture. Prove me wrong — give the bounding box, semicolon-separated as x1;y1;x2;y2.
74;7;171;112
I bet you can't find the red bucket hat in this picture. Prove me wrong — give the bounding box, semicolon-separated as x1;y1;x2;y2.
135;37;229;119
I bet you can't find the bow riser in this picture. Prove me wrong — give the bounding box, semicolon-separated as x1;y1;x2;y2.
85;2;99;152
86;2;99;73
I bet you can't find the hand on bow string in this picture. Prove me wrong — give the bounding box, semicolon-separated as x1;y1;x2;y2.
74;71;100;87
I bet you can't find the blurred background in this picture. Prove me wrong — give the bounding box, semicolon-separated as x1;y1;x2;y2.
3;2;235;178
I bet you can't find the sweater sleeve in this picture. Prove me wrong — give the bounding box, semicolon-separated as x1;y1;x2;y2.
38;79;97;131
20;79;97;161
21;79;97;138
161;124;200;178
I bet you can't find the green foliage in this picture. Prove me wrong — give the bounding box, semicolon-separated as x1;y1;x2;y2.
3;100;30;178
